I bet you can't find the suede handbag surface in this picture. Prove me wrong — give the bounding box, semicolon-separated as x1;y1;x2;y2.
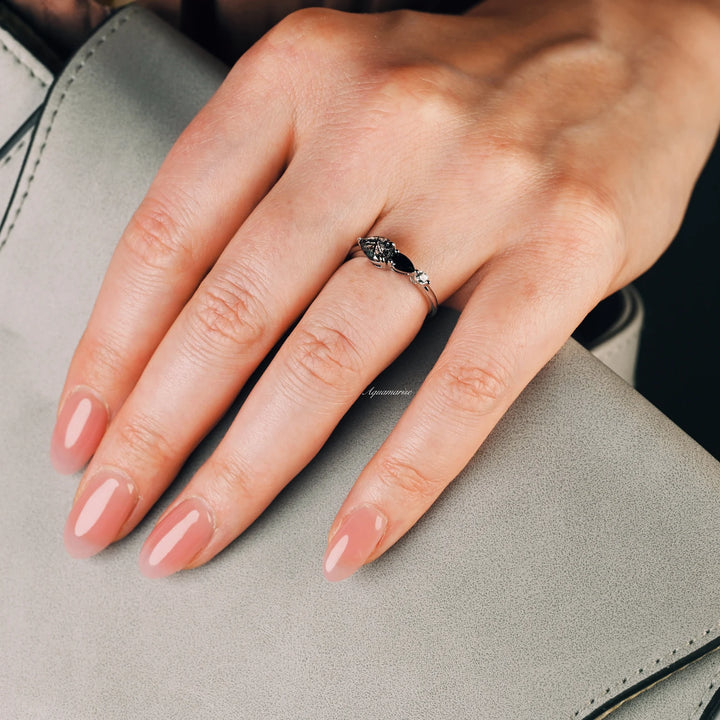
2;6;720;718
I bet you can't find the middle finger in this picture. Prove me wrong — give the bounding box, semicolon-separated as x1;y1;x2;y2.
63;153;385;558
138;243;435;577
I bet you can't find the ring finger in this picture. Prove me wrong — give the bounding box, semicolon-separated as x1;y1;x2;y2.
62;154;386;559
135;238;453;578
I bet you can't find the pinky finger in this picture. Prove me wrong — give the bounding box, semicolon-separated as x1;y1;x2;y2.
322;247;612;581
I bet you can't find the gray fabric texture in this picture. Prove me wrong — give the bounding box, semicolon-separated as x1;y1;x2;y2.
0;19;50;146
1;6;720;718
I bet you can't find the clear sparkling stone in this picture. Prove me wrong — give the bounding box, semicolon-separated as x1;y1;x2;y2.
415;271;429;285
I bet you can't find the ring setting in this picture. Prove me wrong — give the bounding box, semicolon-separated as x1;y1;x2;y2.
349;236;438;317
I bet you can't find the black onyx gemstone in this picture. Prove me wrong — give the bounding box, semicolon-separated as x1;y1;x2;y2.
390;253;415;274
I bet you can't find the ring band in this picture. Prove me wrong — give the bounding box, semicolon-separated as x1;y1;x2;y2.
348;236;438;317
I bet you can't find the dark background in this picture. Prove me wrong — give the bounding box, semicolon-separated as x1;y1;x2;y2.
634;139;720;460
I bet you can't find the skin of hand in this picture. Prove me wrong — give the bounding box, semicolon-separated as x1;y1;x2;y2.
50;0;720;581
5;0;110;50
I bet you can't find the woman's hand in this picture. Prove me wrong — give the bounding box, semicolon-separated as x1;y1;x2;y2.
51;0;720;580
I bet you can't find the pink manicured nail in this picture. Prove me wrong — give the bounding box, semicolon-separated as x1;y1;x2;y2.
64;472;137;558
138;498;214;579
50;388;108;475
323;504;388;582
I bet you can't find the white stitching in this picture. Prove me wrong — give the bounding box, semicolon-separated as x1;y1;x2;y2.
0;137;28;169
572;623;720;718
0;37;48;88
0;9;137;254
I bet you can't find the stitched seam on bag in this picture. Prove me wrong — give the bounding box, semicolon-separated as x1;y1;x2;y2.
0;138;28;169
0;8;137;255
572;622;720;718
689;664;720;720
0;38;48;88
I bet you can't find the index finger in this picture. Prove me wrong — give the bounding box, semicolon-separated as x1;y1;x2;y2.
50;50;293;474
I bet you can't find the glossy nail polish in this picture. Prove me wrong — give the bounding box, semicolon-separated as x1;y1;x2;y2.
138;498;214;579
50;388;108;475
323;504;388;582
64;472;137;558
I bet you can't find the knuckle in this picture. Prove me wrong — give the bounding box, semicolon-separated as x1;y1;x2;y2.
257;8;363;109
189;268;269;355
375;454;443;503
541;175;626;272
266;7;349;62
123;195;196;274
558;177;622;236
205;452;256;505
115;415;176;468
79;332;130;392
433;357;513;418
284;319;365;403
371;63;466;130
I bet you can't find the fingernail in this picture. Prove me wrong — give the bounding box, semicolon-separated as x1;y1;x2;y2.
51;387;108;475
138;498;214;579
323;504;388;582
64;472;138;559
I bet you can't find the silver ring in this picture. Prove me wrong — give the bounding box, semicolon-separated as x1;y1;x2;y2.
348;236;438;317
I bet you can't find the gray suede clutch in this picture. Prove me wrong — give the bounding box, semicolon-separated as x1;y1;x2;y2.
2;5;720;718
